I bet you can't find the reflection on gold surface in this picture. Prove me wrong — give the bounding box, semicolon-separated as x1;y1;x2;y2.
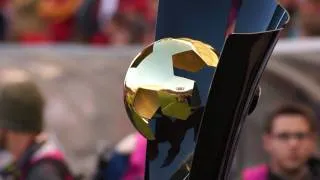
179;38;219;67
130;106;155;140
158;90;193;120
124;38;219;140
134;88;160;119
131;44;154;68
172;50;206;72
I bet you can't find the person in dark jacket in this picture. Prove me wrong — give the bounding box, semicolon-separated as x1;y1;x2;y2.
0;71;73;180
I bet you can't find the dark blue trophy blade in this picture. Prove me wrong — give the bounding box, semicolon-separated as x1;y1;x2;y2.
234;0;288;32
155;0;233;52
189;30;281;180
148;1;234;180
267;5;290;30
189;4;289;180
148;0;289;179
235;0;277;32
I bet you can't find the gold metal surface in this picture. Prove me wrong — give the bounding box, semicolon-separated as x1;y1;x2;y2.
131;44;154;68
158;89;193;120
179;38;219;67
172;50;206;72
130;105;155;140
124;38;219;139
134;88;160;119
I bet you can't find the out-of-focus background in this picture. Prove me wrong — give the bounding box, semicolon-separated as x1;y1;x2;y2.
0;0;319;179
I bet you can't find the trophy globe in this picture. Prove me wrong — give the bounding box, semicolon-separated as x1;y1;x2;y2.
123;38;219;140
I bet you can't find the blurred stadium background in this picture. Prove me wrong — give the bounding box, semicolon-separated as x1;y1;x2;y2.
0;0;320;179
0;38;319;178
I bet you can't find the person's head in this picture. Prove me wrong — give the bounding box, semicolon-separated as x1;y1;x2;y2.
298;0;320;36
263;103;318;174
103;12;131;45
0;72;44;158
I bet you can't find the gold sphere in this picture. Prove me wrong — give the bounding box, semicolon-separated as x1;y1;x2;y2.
124;38;219;140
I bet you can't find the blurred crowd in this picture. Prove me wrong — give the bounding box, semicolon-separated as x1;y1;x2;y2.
0;0;157;45
0;0;319;47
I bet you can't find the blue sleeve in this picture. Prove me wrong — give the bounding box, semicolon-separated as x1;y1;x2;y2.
25;161;65;180
103;151;130;180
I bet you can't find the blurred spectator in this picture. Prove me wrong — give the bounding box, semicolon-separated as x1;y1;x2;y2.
242;104;320;180
83;0;156;45
103;12;132;45
97;0;119;31
38;0;83;42
75;0;100;42
77;0;118;44
94;132;146;180
7;0;50;43
91;11;148;45
0;72;74;179
0;0;158;45
141;0;157;44
0;0;7;41
298;0;320;36
118;0;150;21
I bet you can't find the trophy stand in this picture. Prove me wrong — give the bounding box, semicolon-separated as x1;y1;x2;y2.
123;0;289;179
